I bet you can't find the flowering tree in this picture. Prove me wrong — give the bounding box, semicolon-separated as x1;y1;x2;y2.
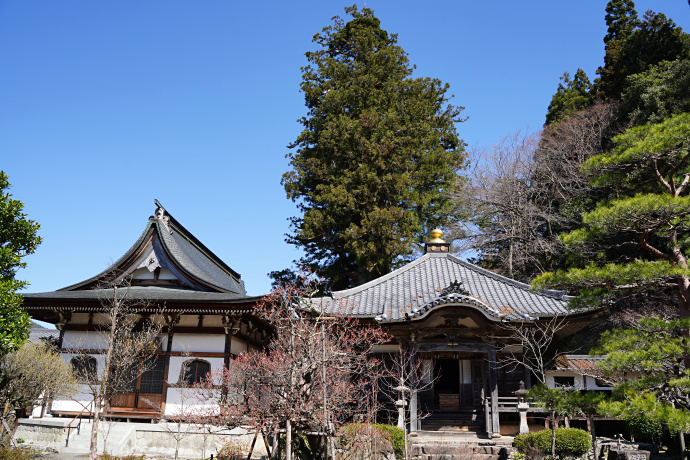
195;274;387;459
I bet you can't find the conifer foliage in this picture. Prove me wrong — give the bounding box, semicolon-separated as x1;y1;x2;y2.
0;171;40;354
534;113;690;315
283;6;465;290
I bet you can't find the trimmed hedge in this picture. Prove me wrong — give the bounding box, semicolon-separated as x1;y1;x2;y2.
514;427;591;459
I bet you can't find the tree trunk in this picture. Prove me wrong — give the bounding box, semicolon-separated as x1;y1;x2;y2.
286;419;292;460
174;421;181;460
681;430;687;460
678;275;690;319
589;416;598;460
551;411;556;459
89;401;100;460
262;430;274;459
247;429;259;459
92;287;119;460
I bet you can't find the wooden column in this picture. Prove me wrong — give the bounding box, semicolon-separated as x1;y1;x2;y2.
224;332;232;369
488;349;500;436
55;310;72;349
162;313;180;418
222;315;240;369
409;343;419;433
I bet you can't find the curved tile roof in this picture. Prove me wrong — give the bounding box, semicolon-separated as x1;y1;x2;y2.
318;253;573;322
24;286;260;303
57;201;247;295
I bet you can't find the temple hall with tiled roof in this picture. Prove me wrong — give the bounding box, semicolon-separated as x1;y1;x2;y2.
23;207;602;436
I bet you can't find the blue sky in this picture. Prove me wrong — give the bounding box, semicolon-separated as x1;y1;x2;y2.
2;1;689;298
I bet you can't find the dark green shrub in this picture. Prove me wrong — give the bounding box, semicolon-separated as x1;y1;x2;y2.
514;427;591;459
626;413;663;445
340;423;406;459
373;424;405;458
0;446;34;460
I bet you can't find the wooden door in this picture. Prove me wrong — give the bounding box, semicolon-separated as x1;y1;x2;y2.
110;362;138;409
110;358;166;411
137;358;166;410
471;360;484;405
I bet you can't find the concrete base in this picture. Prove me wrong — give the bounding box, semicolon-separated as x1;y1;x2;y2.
609;450;650;460
16;418;267;458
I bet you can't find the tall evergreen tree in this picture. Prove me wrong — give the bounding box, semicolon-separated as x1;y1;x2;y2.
282;6;465;289
603;0;639;44
534;114;690;317
597;10;690;100
622;58;690;126
0;171;41;354
545;69;593;125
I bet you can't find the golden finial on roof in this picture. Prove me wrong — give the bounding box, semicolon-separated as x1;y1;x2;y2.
429;228;445;244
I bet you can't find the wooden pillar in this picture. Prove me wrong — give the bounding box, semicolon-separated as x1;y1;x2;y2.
488;349;500;436
162;314;180;418
222;315;240;369
224;331;232;369
55;310;72;349
409;343;419;433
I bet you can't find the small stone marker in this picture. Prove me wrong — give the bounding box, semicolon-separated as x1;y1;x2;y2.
608;450;650;460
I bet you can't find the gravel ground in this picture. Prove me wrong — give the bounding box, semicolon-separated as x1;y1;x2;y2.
33;454;89;459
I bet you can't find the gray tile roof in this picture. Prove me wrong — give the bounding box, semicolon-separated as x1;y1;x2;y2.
25;286;260;303
316;253;572;322
29;327;58;343
58;202;247;295
158;216;245;294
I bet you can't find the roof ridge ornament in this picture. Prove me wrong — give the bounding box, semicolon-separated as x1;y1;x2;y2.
424;228;450;254
154;199;172;234
440;279;470;297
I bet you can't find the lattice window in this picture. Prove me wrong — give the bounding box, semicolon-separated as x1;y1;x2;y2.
181;359;211;385
71;355;97;382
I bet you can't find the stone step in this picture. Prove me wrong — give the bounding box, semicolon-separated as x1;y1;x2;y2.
410;443;516;460
412;432;514;445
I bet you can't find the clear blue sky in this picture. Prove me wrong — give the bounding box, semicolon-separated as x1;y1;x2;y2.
2;1;689;297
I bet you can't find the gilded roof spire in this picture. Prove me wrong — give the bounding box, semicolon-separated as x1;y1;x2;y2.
424;228;450;254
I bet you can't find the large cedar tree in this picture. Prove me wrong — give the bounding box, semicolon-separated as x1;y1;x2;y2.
283;6;465;289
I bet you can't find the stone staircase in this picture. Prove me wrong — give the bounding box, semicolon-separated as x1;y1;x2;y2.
421;409;485;433
62;420;137;455
410;432;516;460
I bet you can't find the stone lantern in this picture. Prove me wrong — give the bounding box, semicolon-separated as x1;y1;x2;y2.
393;385;410;430
513;381;529;435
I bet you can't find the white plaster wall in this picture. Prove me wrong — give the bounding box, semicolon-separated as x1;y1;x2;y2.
584;375;613;391
160;335;169;351
230;336;248;355
203;315;224;327
131;267;177;280
60;352;106;379
167;357;224;385
172;334;225;353
51;384;97;413
163;388;218;417
51;399;92;413
62;330;107;350
545;371;585;390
